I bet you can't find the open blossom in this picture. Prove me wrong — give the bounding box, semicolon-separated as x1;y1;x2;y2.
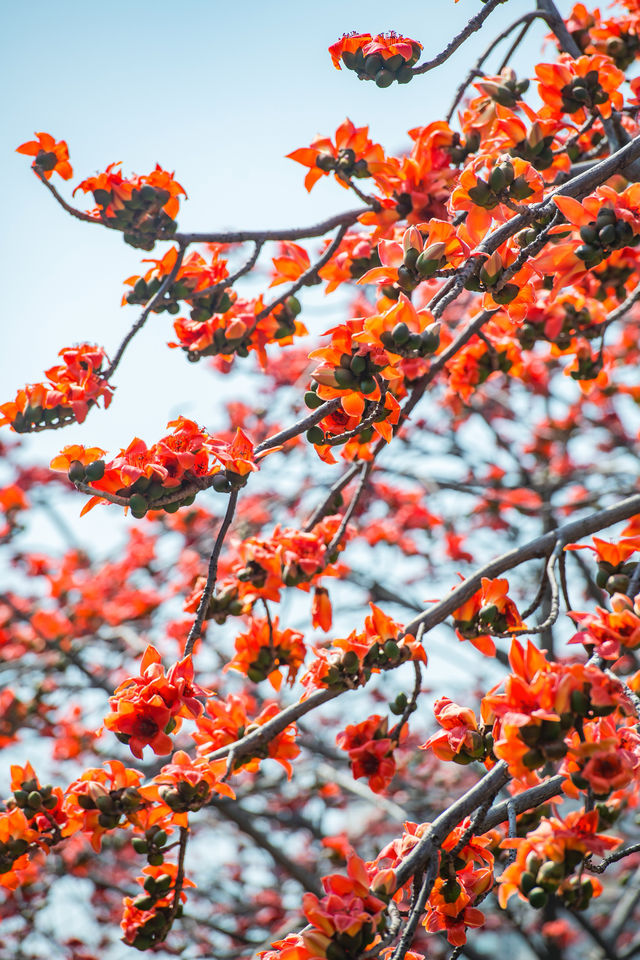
16;132;72;180
570;593;640;659
74;162;185;220
536;53;625;120
226;616;307;689
193;692;300;777
337;715;397;793
301;854;390;957
329;32;422;86
482;639;629;782
287;119;395;193
452;577;525;657
104;646;210;759
421;697;487;765
64;760;144;850
138;750;235;827
1;344;113;433
498;810;620;911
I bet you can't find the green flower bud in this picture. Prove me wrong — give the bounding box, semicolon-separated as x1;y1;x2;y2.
129;493;148;518
84;460;105;482
68;461;86;483
528;886;548;909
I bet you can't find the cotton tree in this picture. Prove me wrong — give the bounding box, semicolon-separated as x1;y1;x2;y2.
3;2;640;959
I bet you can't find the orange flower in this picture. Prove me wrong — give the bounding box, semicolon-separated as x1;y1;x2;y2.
487;101;570;182
451;577;524;657
287;119;394;193
73;163;185;249
337;715;398;793
329;32;422;86
226;616;306;690
498;810;620;911
570;593;640;659
50;444;106;473
450;154;544;247
123;245;230;309
16;132;72;180
139;750;235;826
193;693;300;777
422;697;486;764
270;242;311;286
104;645;210;759
1;344;113;433
302;854;387;956
209;427;263;479
358;221;468;290
311;586;332;632
553;186;640;271
64;760;144;851
536;54;624;120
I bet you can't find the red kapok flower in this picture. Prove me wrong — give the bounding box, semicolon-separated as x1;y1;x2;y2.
16;132;72;180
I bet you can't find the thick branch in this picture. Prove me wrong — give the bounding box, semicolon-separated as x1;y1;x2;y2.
403;493;640;638
174;209;363;245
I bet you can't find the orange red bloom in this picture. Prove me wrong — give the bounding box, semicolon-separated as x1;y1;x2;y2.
329;32;422;86
0;344;113;433
16;132;72;180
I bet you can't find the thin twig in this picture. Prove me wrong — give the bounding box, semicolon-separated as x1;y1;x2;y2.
166;826;189;927
255;399;342;455
390;858;439;960
446;13;545;123
194;241;263;300
174;209;363;245
402;492;640;639
105;241;187;380
185;488;239;657
255;223;350;323
413;0;507;76
328;461;372;553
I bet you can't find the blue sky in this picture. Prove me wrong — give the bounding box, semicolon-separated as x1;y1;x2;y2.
2;0;569;468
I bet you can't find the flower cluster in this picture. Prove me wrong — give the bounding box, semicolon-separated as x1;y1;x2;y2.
193;692;300;776
371;821;495;948
358;221;468;292
450;155;544;246
104;646;210;759
73;162;186;249
301;854;391;958
121;861;195;950
123;244;233;316
287;119;395;192
226;616;306;689
336;714;397;793
482;640;633;782
451;577;525;657
554;186;640;269
536;54;625;120
329;32;422;86
139;750;234;826
498;810;620;911
51;421;263;517
302;603;426;692
0;344;113;433
570;593;640;659
0;806;38;890
186;516;348;624
64;760;145;851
